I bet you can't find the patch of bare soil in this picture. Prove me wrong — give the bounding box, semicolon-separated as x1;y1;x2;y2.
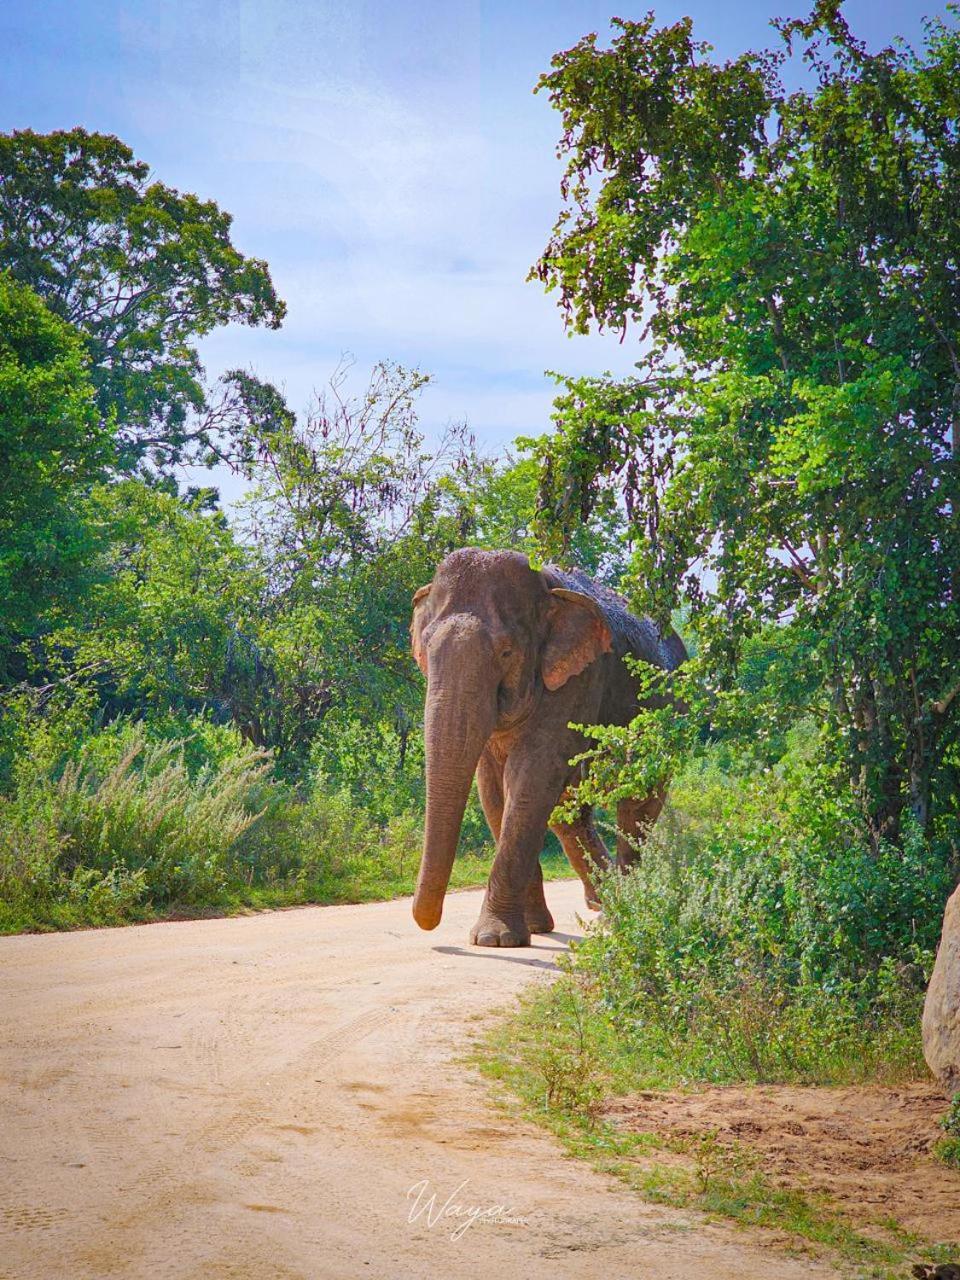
606;1082;959;1245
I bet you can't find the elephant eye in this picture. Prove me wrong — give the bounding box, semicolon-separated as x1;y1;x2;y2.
500;647;514;661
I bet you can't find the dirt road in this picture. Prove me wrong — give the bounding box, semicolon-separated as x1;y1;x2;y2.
1;880;838;1280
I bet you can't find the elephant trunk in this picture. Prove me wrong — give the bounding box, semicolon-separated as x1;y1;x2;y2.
413;619;497;931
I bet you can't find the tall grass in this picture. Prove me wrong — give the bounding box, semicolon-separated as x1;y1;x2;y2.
54;728;272;901
0;721;271;929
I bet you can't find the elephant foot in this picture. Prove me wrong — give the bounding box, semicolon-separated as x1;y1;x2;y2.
525;906;555;934
469;907;531;948
581;880;601;911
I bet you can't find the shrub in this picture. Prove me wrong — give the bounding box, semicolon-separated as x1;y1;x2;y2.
568;745;943;1086
0;695;508;930
76;709;255;779
533;981;605;1119
936;1094;960;1171
51;723;271;903
236;780;383;890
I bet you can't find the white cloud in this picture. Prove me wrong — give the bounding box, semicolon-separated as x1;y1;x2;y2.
181;62;643;453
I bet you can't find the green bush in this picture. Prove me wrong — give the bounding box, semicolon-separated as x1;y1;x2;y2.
0;794;150;931
235;771;499;904
52;724;271;903
78;709;255;779
936;1094;960;1171
237;780;393;890
570;743;947;1086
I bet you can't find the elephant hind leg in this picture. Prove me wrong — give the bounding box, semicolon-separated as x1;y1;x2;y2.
550;802;611;910
616;785;666;869
476;749;504;842
524;859;555;934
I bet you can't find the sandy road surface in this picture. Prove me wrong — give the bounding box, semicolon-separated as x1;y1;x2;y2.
0;879;839;1280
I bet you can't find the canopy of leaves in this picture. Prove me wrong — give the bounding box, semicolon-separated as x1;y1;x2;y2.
532;2;960;843
231;361;486;760
49;480;264;723
0;128;285;471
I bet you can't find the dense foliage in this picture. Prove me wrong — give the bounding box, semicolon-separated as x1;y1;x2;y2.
0;273;107;677
573;734;941;1084
475;7;960;1150
531;1;960;850
0;128;284;472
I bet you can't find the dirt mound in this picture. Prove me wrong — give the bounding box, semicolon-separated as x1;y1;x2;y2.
607;1082;959;1245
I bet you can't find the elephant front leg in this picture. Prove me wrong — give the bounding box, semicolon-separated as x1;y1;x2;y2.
470;763;563;948
478;752;554;935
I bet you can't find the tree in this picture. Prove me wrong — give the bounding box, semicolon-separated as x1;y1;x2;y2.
193;360;479;763
466;452;628;581
46;479;265;724
0;129;285;472
236;360;475;583
532;2;960;845
0;273;108;678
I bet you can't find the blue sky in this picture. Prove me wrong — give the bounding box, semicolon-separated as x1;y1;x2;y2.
1;0;939;496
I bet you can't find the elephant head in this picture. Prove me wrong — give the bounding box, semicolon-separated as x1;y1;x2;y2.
408;548;611;930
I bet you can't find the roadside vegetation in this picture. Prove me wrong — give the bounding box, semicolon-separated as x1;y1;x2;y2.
474;740;958;1274
0;704;574;933
475;733;958;1270
477;977;959;1277
936;1096;960;1172
558;734;941;1090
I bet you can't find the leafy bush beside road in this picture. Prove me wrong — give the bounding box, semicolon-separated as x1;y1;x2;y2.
573;739;942;1087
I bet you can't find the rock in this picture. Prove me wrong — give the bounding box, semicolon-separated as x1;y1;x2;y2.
923;882;960;1088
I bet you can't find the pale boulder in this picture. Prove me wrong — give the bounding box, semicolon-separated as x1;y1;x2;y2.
924;882;960;1088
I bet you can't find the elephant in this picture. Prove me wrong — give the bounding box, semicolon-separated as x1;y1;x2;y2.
409;547;687;947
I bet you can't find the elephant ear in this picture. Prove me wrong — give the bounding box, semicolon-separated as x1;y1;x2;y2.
542;588;612;692
410;584;432;674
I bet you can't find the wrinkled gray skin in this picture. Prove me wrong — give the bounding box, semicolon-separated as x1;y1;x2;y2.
410;548;686;947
